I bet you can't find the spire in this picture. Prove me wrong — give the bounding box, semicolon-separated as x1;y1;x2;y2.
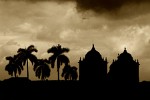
79;57;81;61
92;44;95;50
79;57;82;63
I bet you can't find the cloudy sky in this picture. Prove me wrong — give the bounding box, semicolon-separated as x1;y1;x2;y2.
0;0;150;81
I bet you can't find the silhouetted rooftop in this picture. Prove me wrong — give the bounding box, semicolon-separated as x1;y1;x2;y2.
118;48;133;61
85;44;102;60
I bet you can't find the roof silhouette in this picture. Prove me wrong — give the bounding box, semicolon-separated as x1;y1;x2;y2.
118;48;133;61
85;44;102;60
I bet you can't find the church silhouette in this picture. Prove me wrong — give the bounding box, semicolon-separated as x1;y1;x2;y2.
79;45;139;86
108;48;140;85
79;44;107;83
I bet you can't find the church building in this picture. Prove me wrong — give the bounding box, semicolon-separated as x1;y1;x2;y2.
79;45;107;83
108;48;140;85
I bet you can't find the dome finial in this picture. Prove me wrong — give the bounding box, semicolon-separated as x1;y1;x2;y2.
92;44;95;50
124;47;127;53
93;44;94;48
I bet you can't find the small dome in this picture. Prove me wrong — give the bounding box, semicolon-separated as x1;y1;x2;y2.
85;44;102;60
118;48;133;61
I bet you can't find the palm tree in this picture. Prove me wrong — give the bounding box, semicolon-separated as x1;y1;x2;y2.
61;65;78;80
33;59;50;80
17;45;38;79
61;64;71;80
47;44;69;80
70;66;78;80
5;55;23;78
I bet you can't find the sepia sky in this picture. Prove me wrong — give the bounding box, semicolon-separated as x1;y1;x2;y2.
0;0;150;81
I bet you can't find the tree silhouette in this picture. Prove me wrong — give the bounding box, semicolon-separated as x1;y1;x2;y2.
62;64;71;80
47;44;69;80
62;64;78;80
5;55;23;78
33;59;50;80
17;45;38;79
70;66;78;80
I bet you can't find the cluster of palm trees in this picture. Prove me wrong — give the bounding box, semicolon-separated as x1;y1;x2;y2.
5;44;78;81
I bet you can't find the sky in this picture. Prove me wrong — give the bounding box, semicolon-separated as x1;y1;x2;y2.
0;0;150;81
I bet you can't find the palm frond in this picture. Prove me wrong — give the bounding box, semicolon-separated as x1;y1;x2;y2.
33;62;39;71
23;59;27;66
61;65;78;80
17;48;26;53
58;55;70;65
47;46;58;53
17;66;22;75
27;45;37;52
49;55;57;68
36;67;41;79
34;59;50;80
5;64;12;71
5;56;13;61
61;64;71;77
70;66;78;80
5;55;25;77
28;54;37;65
61;48;69;54
27;45;34;50
30;48;38;53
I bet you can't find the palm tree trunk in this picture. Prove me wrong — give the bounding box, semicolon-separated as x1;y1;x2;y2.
27;59;29;79
57;68;60;81
57;59;60;81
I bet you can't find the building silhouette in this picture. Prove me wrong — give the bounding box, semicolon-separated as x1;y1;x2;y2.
108;48;140;85
79;44;107;83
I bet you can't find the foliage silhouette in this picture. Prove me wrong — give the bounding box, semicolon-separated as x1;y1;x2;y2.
62;64;78;80
47;44;69;80
71;66;78;80
33;59;50;80
17;45;38;79
5;55;23;78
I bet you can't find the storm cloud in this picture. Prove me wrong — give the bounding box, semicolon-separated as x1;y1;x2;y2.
76;0;150;11
75;0;150;19
2;0;150;19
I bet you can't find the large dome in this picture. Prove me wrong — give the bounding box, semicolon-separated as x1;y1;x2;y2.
118;48;133;61
85;45;102;60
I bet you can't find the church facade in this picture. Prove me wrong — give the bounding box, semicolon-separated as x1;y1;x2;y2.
108;48;140;85
79;45;107;83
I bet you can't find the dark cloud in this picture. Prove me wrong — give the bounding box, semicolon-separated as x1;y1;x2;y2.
76;0;149;11
75;0;150;19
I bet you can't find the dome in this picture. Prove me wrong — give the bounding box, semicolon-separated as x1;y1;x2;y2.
118;48;133;61
85;44;102;60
